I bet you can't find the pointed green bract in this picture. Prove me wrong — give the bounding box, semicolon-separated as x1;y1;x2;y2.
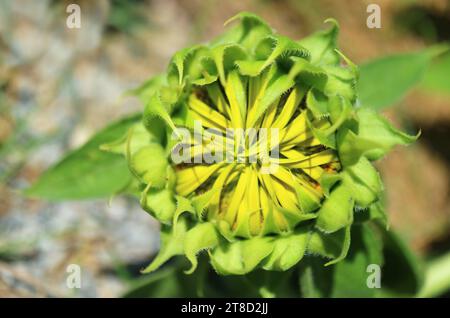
144;94;178;133
141;219;188;274
298;19;340;66
338;108;418;167
184;222;220;274
173;195;195;229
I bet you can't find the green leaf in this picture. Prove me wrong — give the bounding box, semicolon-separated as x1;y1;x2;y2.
419;252;450;298
125;258;204;297
359;52;426;110
100;123;158;155
127;257;298;298
141;219;188;274
357;47;447;110
245;269;299;297
421;51;450;96
25;115;140;200
298;256;334;297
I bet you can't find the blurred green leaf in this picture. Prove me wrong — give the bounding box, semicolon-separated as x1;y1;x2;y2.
299;224;383;298
125;257;299;298
298;256;334;297
378;225;424;297
420;52;450;96
419;252;450;298
25;114;140;200
331;223;383;297
358;51;428;110
358;46;448;110
123;262;188;298
245;269;299;297
124;257;230;298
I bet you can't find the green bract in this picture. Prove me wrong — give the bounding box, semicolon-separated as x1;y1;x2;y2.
105;12;417;275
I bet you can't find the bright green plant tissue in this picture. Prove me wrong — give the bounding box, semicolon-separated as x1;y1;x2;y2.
102;13;417;276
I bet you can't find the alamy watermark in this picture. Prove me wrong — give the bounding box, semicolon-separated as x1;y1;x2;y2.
367;4;381;29
366;264;381;289
66;264;81;289
66;4;81;29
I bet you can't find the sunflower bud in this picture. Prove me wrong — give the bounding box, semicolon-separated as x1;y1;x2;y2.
117;12;417;275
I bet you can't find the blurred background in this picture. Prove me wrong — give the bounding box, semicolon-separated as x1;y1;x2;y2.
0;0;449;297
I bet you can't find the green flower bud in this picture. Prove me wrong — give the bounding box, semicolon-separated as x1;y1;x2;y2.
117;12;417;275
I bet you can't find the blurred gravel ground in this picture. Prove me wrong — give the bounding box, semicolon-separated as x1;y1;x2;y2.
0;0;449;297
0;0;165;297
